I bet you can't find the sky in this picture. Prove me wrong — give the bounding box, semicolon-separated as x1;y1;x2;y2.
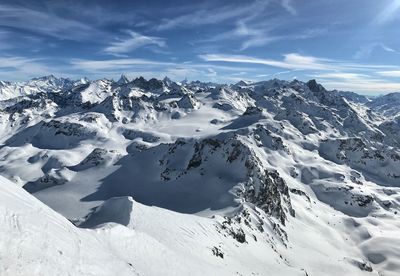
0;0;399;94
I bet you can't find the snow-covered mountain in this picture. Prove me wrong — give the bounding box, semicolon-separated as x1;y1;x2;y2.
0;75;399;276
0;75;82;101
366;92;400;118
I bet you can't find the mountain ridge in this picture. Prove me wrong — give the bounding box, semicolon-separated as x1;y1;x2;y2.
0;75;399;275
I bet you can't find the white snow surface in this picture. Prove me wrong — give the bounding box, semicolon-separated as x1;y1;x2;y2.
1;76;400;275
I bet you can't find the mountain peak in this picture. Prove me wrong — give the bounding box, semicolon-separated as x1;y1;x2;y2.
234;80;250;86
117;74;130;85
306;79;326;93
79;77;90;84
163;76;173;86
31;74;56;81
181;78;189;85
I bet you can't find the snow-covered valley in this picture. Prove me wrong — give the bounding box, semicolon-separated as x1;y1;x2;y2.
1;75;399;275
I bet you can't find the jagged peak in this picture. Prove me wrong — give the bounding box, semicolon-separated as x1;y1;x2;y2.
79;77;90;84
116;74;130;85
306;79;327;93
163;76;172;84
29;74;73;84
31;74;57;81
181;78;189;85
133;76;146;83
234;80;250;86
0;80;10;87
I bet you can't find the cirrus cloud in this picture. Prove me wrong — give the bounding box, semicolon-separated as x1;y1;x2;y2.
104;31;166;55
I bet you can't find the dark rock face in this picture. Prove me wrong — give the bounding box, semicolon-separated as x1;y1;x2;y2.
307;79;326;93
24;170;68;193
253;125;289;152
69;148;120;172
241;169;294;225
177;94;199;109
182;134;295;226
4;98;51;114
319;137;400;184
212;102;233;111
116;74;129;85
243;106;262;116
158;132;294;226
290;188;310;202
132;77;164;91
122;129;160;143
220;217;247;243
352;194;374;207
43;120;93;137
367;92;400;117
79;148;108;165
211;246;224;258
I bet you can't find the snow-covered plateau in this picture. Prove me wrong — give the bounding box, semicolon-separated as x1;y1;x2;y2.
0;75;399;276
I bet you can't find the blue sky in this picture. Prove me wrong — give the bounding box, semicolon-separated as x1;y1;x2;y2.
0;0;400;94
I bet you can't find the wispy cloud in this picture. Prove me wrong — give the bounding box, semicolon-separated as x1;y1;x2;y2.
199;53;337;70
236;21;280;50
0;56;52;80
70;57;257;82
184;0;316;51
196;17;327;51
200;52;400;72
377;70;400;77
0;29;46;53
354;42;396;59
254;70;295;79
314;73;370;80
72;57;256;72
373;0;400;25
0;31;13;50
280;0;297;15
239;26;326;50
316;77;400;94
195;20;277;49
155;0;297;32
71;58;174;71
0;4;99;41
104;31;166;55
311;68;400;93
156;1;269;31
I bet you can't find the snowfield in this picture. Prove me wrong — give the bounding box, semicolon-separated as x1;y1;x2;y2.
0;76;400;275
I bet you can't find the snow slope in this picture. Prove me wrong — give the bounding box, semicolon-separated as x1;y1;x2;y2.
3;174;400;276
0;175;140;276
